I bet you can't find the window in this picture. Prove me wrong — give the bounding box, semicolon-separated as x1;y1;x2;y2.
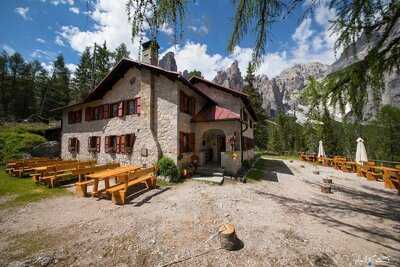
180;91;196;115
68;137;80;153
105;134;135;154
93;106;104;120
249;119;253;129
243;137;254;150
126;98;141;115
68;110;82;124
179;132;195;153
105;136;117;153
110;102;119;118
88;136;100;153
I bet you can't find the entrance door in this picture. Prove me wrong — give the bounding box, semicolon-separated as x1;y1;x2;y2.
216;135;226;164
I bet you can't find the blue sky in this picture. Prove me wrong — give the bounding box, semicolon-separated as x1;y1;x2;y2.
0;0;338;78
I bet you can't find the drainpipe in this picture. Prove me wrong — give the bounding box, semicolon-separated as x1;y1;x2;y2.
240;106;248;164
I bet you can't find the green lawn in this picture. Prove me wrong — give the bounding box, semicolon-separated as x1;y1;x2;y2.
0;170;70;209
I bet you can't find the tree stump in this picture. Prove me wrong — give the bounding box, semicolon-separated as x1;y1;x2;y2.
218;224;242;251
323;178;333;184
321;184;332;193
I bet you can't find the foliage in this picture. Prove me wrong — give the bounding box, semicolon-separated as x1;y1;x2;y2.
72;47;93;103
113;43;130;64
0;170;69;209
157;156;180;182
186;69;202;79
243;62;269;149
0;123;47;163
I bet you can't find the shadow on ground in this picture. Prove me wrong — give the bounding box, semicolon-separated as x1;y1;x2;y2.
253;180;400;253
247;158;294;182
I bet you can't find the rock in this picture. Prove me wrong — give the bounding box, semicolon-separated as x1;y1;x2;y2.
213;60;244;91
159;52;177;72
158;175;171;182
31;141;60;158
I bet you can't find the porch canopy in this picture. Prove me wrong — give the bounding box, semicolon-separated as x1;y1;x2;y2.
191;104;240;123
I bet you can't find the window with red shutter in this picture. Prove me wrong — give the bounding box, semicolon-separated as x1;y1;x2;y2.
68;112;73;124
179;132;185;154
116;136;122;153
85;107;92;121
120;135;126;153
76;110;82;122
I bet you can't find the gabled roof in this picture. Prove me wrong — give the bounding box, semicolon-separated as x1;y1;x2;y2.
191;104;240;123
84;58;214;103
189;76;258;121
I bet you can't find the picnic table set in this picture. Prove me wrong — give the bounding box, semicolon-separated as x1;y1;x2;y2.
5;158;157;205
299;152;400;194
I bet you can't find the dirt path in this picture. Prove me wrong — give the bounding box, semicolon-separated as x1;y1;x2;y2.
0;158;399;266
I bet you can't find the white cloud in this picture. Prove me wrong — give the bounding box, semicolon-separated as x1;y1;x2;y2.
166;1;338;79
160;24;174;36
66;63;77;72
43;0;74;5
188;24;208;35
15;7;30;20
55;35;65;46
36;38;46;44
2;44;15;55
57;0;143;57
69;7;80;14
41;62;53;73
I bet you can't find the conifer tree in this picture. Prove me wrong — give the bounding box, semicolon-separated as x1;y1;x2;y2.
112;43;130;65
243;62;268;149
72;47;93;102
93;42;111;86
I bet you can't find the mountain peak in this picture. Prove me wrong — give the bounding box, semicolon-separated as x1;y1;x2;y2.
212;60;244;91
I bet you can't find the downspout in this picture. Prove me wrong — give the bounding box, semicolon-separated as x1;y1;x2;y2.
150;72;162;160
240;105;248;164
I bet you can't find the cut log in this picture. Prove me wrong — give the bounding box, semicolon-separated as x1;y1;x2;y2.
323;178;333;184
218;224;242;251
321;184;332;193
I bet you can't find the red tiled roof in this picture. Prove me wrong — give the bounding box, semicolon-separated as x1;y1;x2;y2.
191;104;240;123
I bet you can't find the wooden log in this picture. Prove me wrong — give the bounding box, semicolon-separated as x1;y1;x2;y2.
320;184;332;193
218;224;242;251
323;178;333;184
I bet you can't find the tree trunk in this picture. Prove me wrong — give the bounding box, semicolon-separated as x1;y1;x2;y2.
218;224;242;251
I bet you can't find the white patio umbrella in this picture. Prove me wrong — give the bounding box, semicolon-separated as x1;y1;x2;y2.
318;140;326;158
355;137;368;164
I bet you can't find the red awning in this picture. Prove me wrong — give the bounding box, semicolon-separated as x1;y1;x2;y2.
191;104;240;122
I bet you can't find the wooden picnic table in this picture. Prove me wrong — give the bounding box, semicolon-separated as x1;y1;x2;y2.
369;166;400;189
343;161;357;172
86;166;140;197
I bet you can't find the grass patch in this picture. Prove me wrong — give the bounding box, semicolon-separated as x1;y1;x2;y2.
156;178;173;188
245;157;270;181
0;170;70;209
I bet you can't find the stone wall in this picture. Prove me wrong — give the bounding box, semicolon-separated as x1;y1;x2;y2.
61;67;179;166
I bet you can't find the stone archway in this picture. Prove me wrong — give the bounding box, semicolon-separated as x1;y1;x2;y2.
202;129;226;166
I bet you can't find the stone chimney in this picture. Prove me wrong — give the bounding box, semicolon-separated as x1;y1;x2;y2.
141;40;159;66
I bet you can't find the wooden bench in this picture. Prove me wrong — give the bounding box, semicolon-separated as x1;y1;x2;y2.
75;180;95;197
366;171;382;181
106;167;156;205
41;172;74;188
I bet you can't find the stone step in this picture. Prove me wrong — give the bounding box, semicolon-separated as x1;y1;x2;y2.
196;169;224;177
192;175;224;185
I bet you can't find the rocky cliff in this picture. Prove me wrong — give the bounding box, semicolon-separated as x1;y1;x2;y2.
159;52;177;72
212;60;244;91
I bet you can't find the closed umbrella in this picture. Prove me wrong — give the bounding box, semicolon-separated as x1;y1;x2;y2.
355;137;368;164
318;140;326;158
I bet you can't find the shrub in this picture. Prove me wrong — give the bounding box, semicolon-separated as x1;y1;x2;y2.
157;156;180;182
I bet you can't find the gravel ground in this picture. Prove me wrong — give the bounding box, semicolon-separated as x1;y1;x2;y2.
0;158;399;267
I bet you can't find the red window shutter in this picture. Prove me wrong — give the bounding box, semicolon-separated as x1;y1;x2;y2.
105;136;110;153
121;135;126;154
96;137;101;152
85;107;91;121
116;136;121;153
179;132;185;154
136;97;141;114
76;110;82;122
103;104;109;119
68;111;73;124
117;101;124;117
189;133;195;152
76;139;80;153
123;100;128;115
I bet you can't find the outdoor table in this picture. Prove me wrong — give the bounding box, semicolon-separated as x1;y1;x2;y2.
369;166;400;189
86;166;140;197
345;161;356;172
